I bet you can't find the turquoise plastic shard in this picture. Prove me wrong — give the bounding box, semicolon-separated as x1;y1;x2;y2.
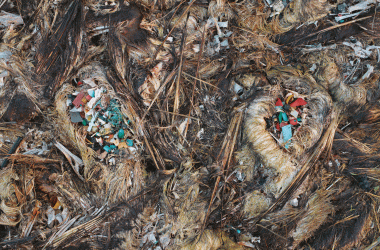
103;145;111;152
118;129;125;139
126;139;133;146
282;124;292;149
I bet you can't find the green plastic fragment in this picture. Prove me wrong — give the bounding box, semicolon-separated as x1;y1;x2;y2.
82;119;88;126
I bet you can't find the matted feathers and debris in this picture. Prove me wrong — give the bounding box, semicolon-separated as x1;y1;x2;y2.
2;0;380;249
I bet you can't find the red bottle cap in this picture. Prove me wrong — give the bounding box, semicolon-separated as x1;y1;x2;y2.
289;119;298;125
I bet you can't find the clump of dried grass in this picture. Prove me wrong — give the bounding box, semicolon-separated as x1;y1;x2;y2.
290;189;335;247
0;168;21;226
3;0;380;248
241;66;332;203
55;84;98;180
267;66;332;155
54;62;146;203
234;0;331;35
243;92;298;196
115;162;215;249
304;48;380;109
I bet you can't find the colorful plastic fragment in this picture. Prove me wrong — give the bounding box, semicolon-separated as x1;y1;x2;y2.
282;124;292;149
72;91;86;108
118;129;125;139
290;98;307;107
126;139;133;146
275;98;283;106
289;119;298;125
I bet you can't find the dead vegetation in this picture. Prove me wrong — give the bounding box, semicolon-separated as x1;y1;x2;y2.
1;0;380;249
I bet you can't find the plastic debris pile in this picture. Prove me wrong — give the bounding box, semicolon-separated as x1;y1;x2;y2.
266;93;308;149
67;81;136;159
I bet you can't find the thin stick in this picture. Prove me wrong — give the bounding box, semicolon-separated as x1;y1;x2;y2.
305;16;372;38
1;136;23;169
199;109;244;240
184;24;208;139
152;109;200;120
141;67;178;122
172;12;190;123
182;72;220;89
152;0;196;61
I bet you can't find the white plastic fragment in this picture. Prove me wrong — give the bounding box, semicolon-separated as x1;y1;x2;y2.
0;11;24;27
178;118;189;136
239;242;256;248
290;110;299;118
235;170;245;182
47;207;55;226
54;141;85;181
83;78;97;87
290;198;299;207
0;51;11;61
0;50;12;84
109;158;115;165
159;236;170;248
301;44;336;54
70;106;82;112
251;236;261;243
234;83;244;95
348;0;378;13
361;64;374;80
192;44;200;53
217;21;228;28
148;233;157;243
87;112;99;132
197;128;204;139
264;0;272;6
66;99;72;106
309;64;317;72
343;40;380;58
87;87;104;108
55;214;63;224
335;12;361;22
128;147;137;154
220;39;229;48
272;0;285;13
224;30;233;37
